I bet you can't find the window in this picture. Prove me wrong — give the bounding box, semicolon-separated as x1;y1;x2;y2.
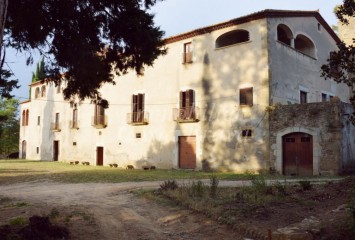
35;87;40;99
36;147;39;154
294;34;316;58
37;116;40;126
183;42;193;64
41;86;46;97
73;142;77;146
215;30;250;48
300;91;307;104
177;89;197;121
317;23;322;31
240;88;253;106
136;133;142;138
131;93;145;123
241;129;252;137
72;108;78;128
25;110;29;126
54;113;60;130
22;110;26;126
321;93;327;102
56;82;61;93
277;24;293;46
93;103;106;127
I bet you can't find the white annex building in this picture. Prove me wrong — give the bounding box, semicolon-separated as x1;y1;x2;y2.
20;10;355;175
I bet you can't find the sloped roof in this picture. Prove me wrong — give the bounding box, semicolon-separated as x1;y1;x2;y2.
165;9;340;44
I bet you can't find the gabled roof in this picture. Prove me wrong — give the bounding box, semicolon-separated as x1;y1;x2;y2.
165;9;340;44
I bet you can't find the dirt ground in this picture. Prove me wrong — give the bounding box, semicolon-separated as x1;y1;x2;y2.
0;179;353;240
0;181;248;240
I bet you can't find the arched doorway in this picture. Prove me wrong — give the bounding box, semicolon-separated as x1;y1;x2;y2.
282;132;313;176
21;140;27;159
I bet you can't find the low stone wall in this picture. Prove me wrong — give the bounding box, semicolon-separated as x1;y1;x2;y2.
269;100;355;175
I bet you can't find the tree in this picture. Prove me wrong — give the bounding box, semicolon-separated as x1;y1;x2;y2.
3;0;166;103
321;0;355;108
0;97;19;156
31;58;46;83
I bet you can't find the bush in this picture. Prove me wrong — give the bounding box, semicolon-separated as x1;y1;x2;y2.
160;180;178;191
251;176;273;195
210;174;219;198
191;180;205;198
299;180;312;191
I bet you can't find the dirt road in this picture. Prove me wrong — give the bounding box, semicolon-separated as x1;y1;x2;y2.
0;181;245;240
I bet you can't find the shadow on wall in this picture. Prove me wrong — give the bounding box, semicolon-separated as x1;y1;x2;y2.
40;84;55;161
190;26;269;172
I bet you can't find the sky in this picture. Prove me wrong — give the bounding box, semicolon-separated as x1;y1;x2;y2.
6;0;343;101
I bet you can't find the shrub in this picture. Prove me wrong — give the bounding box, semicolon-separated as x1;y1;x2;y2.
299;180;312;191
160;180;178;191
274;181;287;196
9;217;27;226
191;180;205;198
210;174;219;198
251;176;273;195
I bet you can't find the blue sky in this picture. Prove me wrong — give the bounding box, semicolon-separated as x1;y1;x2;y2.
7;0;343;101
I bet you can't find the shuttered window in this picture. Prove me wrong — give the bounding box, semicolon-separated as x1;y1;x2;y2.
132;93;145;122
240;87;253;106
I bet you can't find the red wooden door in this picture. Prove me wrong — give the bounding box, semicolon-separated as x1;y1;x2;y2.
97;147;104;166
283;132;313;176
53;141;59;161
179;136;196;169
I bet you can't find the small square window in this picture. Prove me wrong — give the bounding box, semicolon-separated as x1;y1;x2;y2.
241;129;252;137
73;142;77;146
317;23;321;31
321;93;327;102
136;133;142;138
240;88;253;106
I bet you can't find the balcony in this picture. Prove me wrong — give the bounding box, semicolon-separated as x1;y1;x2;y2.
182;52;193;64
92;115;107;128
69;120;79;130
173;107;199;123
51;122;61;131
127;111;149;125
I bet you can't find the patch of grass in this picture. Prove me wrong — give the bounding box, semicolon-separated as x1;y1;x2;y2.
5;202;29;208
49;208;60;219
9;217;27;226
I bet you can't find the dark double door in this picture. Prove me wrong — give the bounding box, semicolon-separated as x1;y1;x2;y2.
283;132;313;176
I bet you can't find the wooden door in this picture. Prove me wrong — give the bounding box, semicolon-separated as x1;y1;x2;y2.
283;132;313;176
97;147;104;166
179;136;196;169
21;140;27;159
53;141;59;161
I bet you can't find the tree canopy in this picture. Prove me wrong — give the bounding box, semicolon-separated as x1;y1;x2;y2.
321;0;355;107
4;0;166;102
0;97;19;156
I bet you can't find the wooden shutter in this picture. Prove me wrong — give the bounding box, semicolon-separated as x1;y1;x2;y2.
138;93;144;122
25;110;29;125
240;88;253;106
132;94;138;122
246;88;253;106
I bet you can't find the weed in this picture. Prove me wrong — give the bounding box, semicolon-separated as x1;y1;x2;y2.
191;180;205;198
274;181;287;196
251;176;273;195
299;180;312;191
160;180;178;191
210;174;219;198
9;217;27;226
49;208;60;219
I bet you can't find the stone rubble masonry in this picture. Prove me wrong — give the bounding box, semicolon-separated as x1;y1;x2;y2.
269;99;355;175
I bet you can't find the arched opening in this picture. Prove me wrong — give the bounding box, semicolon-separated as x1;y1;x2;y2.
25;110;29;126
215;29;250;48
41;85;46;97
282;132;313;176
22;140;27;159
35;87;40;99
277;24;293;46
22;110;26;126
294;34;316;58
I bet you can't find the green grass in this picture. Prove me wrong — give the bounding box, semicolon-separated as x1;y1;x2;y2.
0;159;340;184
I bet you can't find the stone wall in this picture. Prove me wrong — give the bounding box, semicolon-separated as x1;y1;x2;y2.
269;100;355;175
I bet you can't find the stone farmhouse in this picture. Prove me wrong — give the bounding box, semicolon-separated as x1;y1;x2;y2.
19;10;355;175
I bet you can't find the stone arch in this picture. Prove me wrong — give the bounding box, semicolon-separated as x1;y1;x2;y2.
35;87;40;99
294;34;316;58
277;24;293;46
274;127;320;175
41;85;46;97
215;29;250;48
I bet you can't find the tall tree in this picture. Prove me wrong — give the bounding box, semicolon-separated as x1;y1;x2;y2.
321;0;355;108
0;97;19;156
4;0;166;103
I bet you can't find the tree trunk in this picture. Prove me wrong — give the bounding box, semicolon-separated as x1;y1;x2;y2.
0;0;8;66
